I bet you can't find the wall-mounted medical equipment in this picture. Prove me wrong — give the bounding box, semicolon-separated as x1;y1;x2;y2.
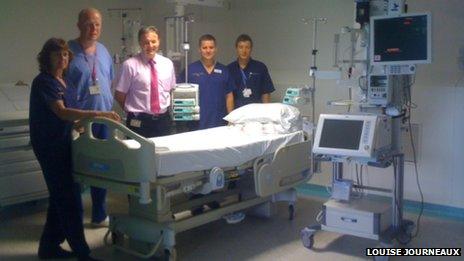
108;8;142;63
165;0;224;72
367;74;391;106
355;0;370;25
312;114;391;161
370;13;432;66
165;13;194;73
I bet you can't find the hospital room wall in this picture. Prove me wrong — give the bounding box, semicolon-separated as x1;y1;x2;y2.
0;0;147;84
229;0;464;209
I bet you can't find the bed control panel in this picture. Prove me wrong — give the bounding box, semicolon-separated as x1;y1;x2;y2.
193;167;224;195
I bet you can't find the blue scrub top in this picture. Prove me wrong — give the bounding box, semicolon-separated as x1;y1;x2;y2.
65;40;114;111
227;58;275;108
178;61;235;129
29;72;73;150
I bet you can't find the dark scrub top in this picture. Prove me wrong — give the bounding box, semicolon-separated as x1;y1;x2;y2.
227;58;275;108
178;61;235;129
29;72;72;150
29;72;91;257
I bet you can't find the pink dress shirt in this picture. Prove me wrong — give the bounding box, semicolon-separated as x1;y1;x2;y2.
115;53;176;114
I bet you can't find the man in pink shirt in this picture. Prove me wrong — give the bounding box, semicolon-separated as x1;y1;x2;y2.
115;26;176;137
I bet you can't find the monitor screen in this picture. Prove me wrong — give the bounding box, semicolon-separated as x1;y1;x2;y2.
319;119;364;150
371;13;431;65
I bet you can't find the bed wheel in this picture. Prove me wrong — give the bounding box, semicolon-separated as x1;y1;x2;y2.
111;231;122;245
164;248;177;261
288;204;295;220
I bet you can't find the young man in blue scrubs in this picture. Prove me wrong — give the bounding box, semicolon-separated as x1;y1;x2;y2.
178;34;235;130
227;34;275;108
178;34;235;214
65;8;113;227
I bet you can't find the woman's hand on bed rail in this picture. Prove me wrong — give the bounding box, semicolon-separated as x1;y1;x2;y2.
72;111;120;133
98;111;122;122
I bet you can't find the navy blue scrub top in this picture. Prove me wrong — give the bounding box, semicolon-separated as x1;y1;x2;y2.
178;61;235;130
227;58;275;108
29;72;73;150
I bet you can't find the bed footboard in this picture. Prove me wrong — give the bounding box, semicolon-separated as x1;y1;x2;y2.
254;139;312;197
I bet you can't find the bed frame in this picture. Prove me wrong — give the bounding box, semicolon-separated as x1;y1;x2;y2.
72;118;312;259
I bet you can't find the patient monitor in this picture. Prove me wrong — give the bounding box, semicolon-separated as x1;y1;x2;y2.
312;114;391;160
370;13;432;66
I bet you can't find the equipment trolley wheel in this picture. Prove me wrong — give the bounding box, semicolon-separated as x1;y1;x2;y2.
288;204;295;220
300;227;315;249
402;219;415;235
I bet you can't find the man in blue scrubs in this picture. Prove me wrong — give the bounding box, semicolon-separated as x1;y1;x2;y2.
65;8;113;227
178;34;235;130
227;34;275;108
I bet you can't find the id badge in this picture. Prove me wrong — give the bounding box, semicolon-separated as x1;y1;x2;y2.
242;88;252;98
130;119;142;128
89;84;101;95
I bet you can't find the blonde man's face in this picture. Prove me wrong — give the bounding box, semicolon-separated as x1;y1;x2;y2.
78;11;102;41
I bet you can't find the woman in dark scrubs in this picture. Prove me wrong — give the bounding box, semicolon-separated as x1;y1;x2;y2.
29;38;120;261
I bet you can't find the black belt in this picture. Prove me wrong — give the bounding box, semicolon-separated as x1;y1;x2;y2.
128;112;169;120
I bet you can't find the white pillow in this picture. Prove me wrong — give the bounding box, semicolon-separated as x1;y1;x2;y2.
224;103;301;130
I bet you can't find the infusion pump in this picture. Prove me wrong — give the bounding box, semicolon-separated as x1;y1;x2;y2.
171;83;200;121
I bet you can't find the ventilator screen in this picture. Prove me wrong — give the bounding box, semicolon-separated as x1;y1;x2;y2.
319;119;363;150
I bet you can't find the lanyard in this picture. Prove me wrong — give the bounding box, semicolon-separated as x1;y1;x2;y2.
83;49;98;85
240;68;248;88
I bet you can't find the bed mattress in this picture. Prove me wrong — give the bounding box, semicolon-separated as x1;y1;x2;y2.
124;126;305;177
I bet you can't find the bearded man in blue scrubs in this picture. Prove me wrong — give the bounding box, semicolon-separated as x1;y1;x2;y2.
178;34;235;130
65;8;113;227
227;34;275;108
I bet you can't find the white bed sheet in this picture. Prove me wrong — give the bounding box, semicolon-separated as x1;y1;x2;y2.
123;126;304;177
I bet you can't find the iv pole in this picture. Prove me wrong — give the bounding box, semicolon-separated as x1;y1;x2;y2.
303;17;327;173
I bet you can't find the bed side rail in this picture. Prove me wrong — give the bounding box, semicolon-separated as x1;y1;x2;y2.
254;140;312;197
72;117;157;184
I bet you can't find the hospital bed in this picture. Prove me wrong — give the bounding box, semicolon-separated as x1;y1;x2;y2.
0;83;48;207
72;117;312;259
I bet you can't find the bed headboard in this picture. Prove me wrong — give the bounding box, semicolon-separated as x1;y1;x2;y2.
72;117;157;183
